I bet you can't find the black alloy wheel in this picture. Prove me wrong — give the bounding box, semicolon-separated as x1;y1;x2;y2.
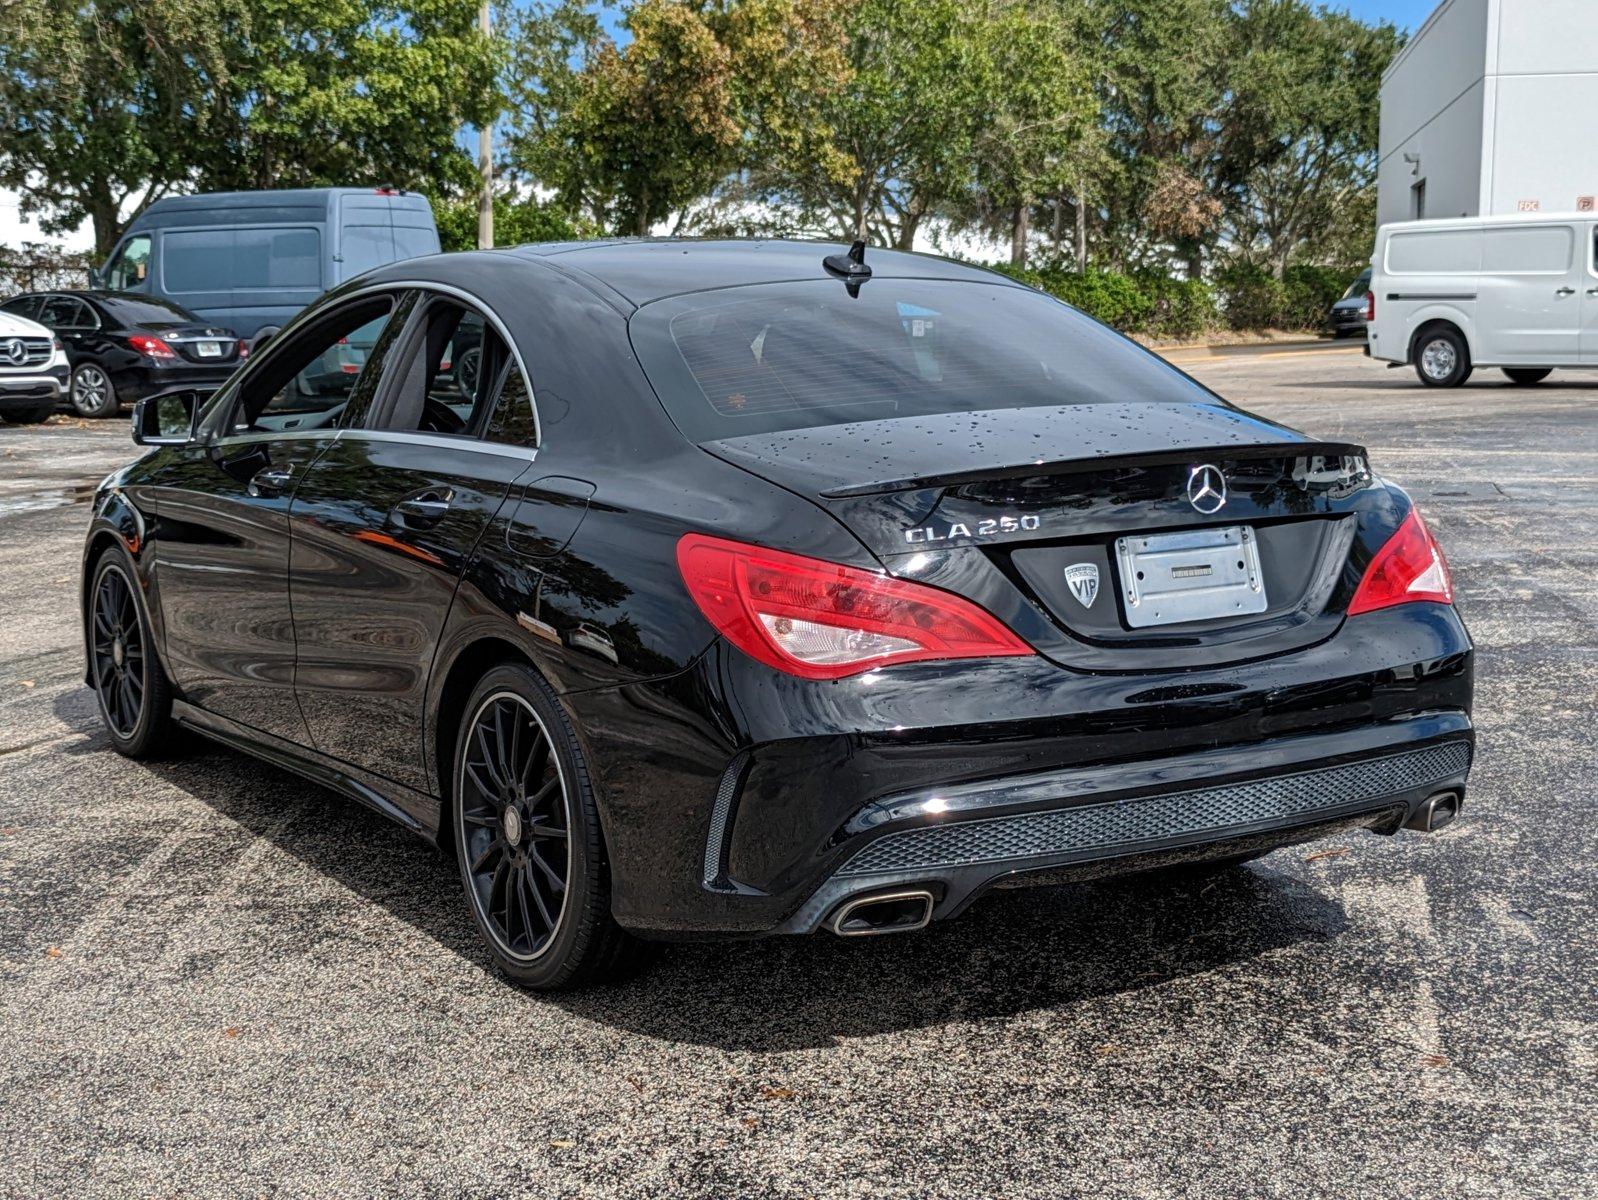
451;665;648;989
458;690;572;961
89;552;174;757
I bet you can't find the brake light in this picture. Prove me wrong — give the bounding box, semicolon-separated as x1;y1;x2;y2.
677;534;1032;680
238;342;249;359
128;334;176;359
1349;509;1453;615
1365;291;1376;322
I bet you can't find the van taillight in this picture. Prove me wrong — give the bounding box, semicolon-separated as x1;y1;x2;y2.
1365;291;1376;322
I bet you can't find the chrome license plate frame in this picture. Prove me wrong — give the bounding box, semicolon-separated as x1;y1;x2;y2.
1115;525;1267;629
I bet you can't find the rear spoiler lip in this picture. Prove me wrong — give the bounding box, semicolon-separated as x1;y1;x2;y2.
815;440;1370;499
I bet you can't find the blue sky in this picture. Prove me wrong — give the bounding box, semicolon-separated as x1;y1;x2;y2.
1327;0;1436;31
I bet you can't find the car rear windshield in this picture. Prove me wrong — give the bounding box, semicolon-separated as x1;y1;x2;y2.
100;296;199;327
629;279;1210;442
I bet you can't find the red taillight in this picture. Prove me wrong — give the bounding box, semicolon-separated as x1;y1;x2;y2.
238;342;249;359
1349;509;1453;615
1364;291;1376;322
128;334;176;359
676;533;1033;680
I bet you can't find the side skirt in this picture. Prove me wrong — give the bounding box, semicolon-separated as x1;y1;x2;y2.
172;699;441;841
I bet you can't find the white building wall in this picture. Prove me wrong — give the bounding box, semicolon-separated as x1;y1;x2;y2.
1378;0;1598;228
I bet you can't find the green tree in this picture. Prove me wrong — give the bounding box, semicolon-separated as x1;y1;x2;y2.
1090;0;1231;274
0;0;237;255
1218;0;1403;277
195;0;500;196
0;0;499;257
959;0;1095;266
508;0;848;237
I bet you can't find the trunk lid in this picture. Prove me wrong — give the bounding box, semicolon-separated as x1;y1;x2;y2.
702;402;1384;671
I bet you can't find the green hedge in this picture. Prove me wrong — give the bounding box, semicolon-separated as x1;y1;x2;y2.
431;195;594;253
988;261;1362;340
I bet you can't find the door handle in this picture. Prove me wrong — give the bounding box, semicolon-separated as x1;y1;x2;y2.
1555;287;1576;296
390;489;454;527
247;464;295;498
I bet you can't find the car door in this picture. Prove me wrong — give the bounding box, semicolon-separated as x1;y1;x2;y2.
1476;223;1583;364
149;291;413;742
286;291;535;792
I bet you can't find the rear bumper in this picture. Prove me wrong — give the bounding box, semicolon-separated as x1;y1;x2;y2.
113;363;238;404
775;719;1471;933
572;603;1475;938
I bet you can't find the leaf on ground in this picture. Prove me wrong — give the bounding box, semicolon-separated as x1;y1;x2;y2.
44;946;62;958
740;1117;759;1130
18;680;35;688
1095;1043;1123;1056
1418;1053;1449;1068
626;1076;644;1094
221;1026;241;1039
760;1086;795;1101
1305;847;1349;863
548;1139;575;1149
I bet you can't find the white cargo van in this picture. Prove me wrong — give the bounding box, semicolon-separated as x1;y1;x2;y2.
1368;213;1598;387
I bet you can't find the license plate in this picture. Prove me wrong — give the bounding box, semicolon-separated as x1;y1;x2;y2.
196;341;223;357
1115;526;1267;628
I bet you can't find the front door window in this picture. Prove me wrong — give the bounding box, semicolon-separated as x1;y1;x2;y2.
105;235;152;291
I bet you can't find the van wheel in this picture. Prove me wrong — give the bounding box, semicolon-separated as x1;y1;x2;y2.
1502;368;1552;386
1414;327;1472;388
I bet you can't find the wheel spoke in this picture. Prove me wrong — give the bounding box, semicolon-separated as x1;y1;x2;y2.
463;760;497;803
469;837;499;874
521;864;555;933
473;723;508;791
527;842;566;891
525;775;559;813
520;736;550;790
528;821;566;840
514;872;536;948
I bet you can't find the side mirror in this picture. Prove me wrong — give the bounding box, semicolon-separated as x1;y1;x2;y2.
132;389;203;446
87;266;104;288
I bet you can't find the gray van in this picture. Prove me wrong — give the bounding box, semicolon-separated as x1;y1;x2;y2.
96;188;441;340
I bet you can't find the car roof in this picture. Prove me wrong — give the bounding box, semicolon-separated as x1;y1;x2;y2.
505;238;1018;307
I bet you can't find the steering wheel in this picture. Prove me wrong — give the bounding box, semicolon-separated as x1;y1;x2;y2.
418;396;467;435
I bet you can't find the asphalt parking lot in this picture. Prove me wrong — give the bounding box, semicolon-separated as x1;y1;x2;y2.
1;345;1593;1198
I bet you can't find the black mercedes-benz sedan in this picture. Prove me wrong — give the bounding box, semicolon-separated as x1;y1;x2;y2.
1;290;243;418
81;240;1475;989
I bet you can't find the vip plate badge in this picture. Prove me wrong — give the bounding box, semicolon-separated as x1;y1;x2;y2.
1065;563;1100;609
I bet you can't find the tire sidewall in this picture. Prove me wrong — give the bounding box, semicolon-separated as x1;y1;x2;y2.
1415;328;1470;388
71;363;118;417
451;664;605;988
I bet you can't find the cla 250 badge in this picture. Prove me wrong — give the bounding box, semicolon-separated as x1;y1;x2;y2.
904;515;1041;544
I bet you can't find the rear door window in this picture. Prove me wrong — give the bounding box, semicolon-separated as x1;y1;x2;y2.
371;300;508;438
1482;225;1574;275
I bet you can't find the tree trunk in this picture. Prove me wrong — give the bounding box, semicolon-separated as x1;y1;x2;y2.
89;196;123;259
1075;182;1088;273
1010;199;1030;267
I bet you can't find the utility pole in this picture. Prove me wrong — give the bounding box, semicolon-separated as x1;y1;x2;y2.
477;0;494;250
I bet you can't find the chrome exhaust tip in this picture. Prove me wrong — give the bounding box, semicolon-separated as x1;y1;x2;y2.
826;889;935;937
1406;790;1462;833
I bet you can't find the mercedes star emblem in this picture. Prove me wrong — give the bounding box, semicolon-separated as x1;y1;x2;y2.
1186;464;1228;515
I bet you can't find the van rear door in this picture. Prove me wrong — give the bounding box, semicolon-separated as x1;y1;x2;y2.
335;192;441;284
1477;223;1583;365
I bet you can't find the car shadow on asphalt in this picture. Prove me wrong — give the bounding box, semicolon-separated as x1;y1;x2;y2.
53;691;1350;1053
